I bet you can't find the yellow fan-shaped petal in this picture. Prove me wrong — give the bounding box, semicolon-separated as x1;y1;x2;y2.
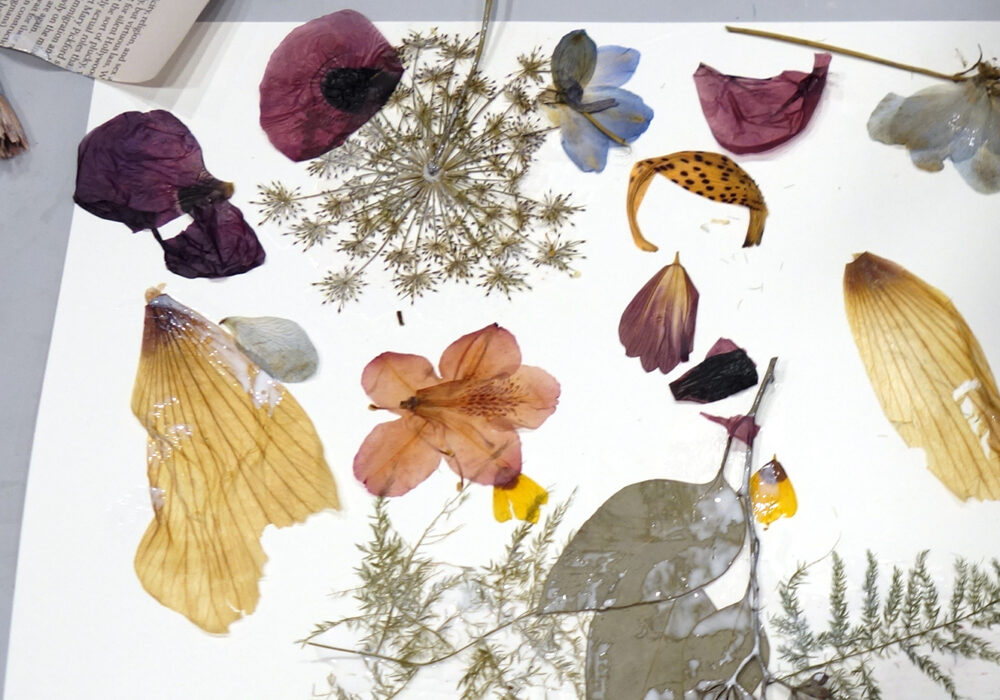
844;253;1000;500
131;290;339;632
750;457;797;527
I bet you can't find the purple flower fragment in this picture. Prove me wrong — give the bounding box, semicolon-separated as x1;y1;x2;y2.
669;338;758;403
73;110;265;279
259;10;403;162
701;413;760;445
693;53;831;154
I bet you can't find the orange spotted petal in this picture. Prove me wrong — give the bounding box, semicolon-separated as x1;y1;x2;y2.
353;416;442;497
749;457;797;527
361;352;440;412
493;474;549;523
439;323;522;382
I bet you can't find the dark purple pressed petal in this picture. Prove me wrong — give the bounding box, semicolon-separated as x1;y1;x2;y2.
160;201;265;279
693;53;831;154
670;344;758;403
619;254;699;374
259;10;403;162
74;110;231;232
701;413;760;445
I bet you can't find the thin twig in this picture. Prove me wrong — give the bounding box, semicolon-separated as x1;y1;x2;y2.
725;26;967;83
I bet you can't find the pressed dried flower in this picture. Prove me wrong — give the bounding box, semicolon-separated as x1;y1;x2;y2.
132;289;339;632
492;473;549;523
627;151;768;251
844;251;1000;500
669;338;758;403
618;252;699;374
259;10;403;161
693;54;831;155
354;324;560;499
750;456;797;526
702;412;760;445
74;110;265;278
867;63;1000;194
0;91;28;158
542;29;653;173
220;315;318;382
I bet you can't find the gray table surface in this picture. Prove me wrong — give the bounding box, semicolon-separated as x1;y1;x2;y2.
3;0;998;694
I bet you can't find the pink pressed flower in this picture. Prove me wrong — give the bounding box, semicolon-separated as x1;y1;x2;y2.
619;252;699;374
693;54;831;154
259;10;403;162
354;324;560;498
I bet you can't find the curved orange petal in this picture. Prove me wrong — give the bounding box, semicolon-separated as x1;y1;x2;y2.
432;413;523;486
361;352;440;411
438;324;521;381
353;416;442;496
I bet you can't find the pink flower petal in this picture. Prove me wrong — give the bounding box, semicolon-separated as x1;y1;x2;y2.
353;417;441;497
504;366;561;429
361;352;440;412
259;10;403;162
694;53;831;154
438;324;522;382
434;414;523;487
701;413;760;445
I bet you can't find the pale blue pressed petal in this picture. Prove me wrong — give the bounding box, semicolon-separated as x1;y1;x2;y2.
558;106;613;172
590;46;640;88
581;86;654;143
954;146;1000;193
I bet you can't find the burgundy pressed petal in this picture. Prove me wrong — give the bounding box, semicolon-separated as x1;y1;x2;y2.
693;53;831;154
706;337;741;358
259;10;403;162
160;201;265;279
670;342;758;403
74;110;231;232
701;412;760;445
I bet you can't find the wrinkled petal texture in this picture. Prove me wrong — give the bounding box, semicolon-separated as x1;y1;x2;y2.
259;10;403;161
161;201;265;278
619;255;699;374
868;77;1000;193
590;46;640;87
844;252;1000;499
353;417;442;497
74;110;222;231
439;323;522;381
694;53;831;154
362;352;441;414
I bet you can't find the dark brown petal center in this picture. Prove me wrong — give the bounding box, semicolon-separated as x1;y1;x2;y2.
320;67;382;112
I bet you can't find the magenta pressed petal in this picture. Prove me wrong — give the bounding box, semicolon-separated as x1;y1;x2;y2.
73;110;229;232
706;337;742;358
693;53;831;154
701;413;761;445
259;10;403;162
160;201;265;279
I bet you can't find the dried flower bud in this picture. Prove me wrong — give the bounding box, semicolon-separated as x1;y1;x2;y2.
0;92;28;159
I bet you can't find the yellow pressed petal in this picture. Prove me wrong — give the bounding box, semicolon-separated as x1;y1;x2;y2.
626;151;768;251
750;457;797;527
492;474;549;523
132;291;339;633
844;253;1000;500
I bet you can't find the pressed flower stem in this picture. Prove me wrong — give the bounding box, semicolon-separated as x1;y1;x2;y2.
582;112;628;146
426;0;494;176
725;26;967;83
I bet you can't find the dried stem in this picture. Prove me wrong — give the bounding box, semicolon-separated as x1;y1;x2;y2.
725;26;968;83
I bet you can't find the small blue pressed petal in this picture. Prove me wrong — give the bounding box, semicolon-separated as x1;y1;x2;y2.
558;108;612;173
581;86;654;143
590;46;640;88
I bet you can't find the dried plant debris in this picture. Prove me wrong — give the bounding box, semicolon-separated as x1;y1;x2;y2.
0;89;27;158
627;151;768;251
694;53;831;154
132;288;338;632
844;251;1000;499
868;62;1000;194
255;29;583;308
219;315;318;382
259;10;403;161
619;252;699;374
670;338;759;403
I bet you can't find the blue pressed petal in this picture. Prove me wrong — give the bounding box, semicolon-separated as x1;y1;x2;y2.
558;106;612;173
590;46;640;88
580;86;654;144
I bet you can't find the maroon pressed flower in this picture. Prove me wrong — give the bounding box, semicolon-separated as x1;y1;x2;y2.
160;202;266;279
619;253;699;374
74;110;232;232
693;53;831;154
701;413;760;445
669;338;758;403
74;110;266;279
259;10;403;162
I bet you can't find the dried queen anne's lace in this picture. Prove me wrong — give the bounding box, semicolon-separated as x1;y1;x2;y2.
255;30;584;309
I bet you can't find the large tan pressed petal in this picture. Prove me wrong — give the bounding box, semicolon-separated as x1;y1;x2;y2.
844;253;1000;500
438;324;521;381
131;290;339;633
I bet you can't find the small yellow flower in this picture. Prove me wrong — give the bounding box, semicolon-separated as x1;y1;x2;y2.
493;474;549;524
750;456;797;527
